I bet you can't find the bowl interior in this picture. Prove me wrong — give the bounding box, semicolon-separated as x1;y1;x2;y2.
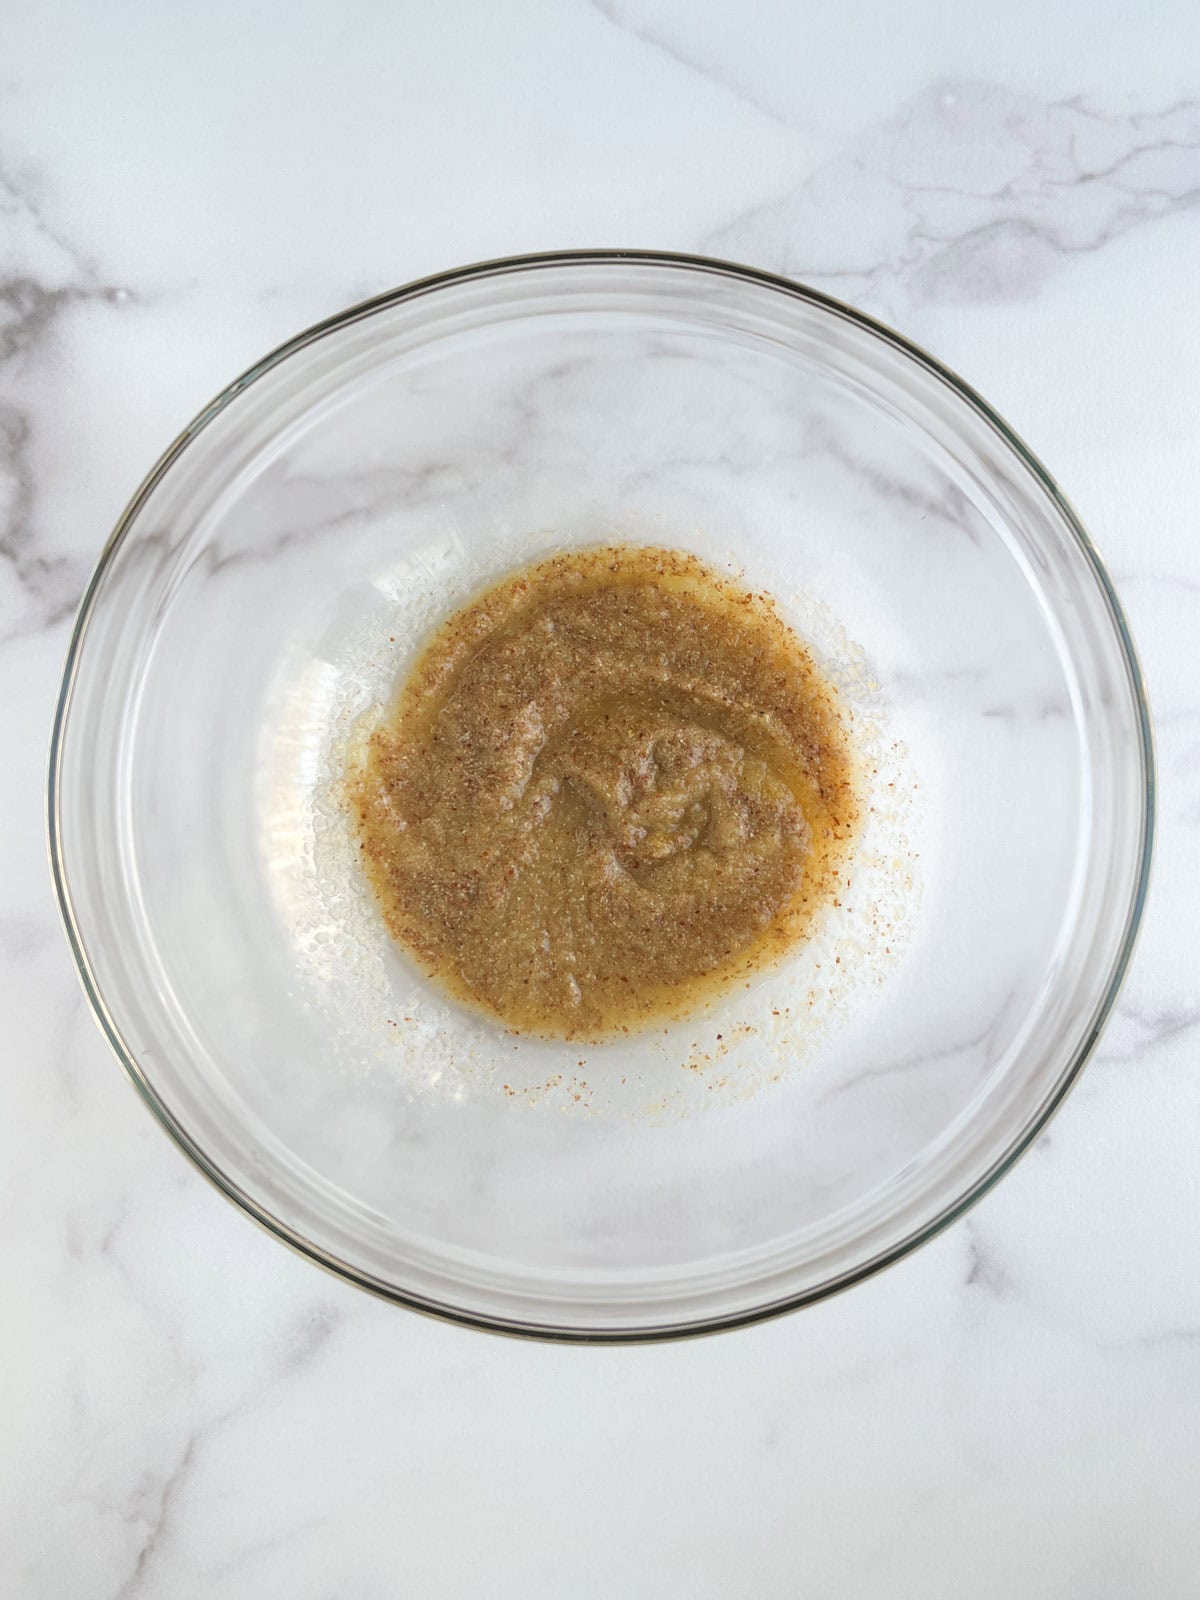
53;257;1149;1336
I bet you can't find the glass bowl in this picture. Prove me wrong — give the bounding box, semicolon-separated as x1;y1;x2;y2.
49;252;1152;1340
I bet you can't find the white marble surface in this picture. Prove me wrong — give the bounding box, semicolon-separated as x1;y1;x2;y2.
3;2;1199;1593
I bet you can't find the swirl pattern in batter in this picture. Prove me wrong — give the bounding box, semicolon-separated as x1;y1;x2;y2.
351;546;859;1040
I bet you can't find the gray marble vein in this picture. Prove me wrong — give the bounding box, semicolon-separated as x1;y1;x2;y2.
0;149;140;641
0;400;85;636
111;1432;200;1600
1102;998;1200;1063
585;0;792;129
963;1219;1014;1299
707;83;1200;316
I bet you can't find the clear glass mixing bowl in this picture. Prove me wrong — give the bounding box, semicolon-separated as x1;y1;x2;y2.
49;252;1152;1339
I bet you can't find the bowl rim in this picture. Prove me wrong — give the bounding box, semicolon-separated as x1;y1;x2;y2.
46;248;1155;1343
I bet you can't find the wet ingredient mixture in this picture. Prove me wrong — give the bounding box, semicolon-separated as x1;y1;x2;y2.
351;546;859;1039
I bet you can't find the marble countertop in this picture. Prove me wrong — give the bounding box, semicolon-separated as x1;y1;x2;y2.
4;3;1199;1594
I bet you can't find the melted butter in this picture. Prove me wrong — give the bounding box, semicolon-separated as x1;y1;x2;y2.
351;545;859;1040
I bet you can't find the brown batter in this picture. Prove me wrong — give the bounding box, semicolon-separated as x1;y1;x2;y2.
350;546;858;1040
